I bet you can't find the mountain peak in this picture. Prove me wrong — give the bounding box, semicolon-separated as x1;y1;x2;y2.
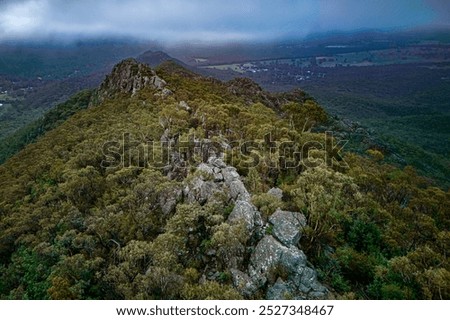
91;58;170;106
136;50;186;68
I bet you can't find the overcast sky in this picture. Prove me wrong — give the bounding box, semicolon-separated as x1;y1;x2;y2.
0;0;449;43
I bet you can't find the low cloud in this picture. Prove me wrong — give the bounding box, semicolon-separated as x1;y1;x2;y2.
0;0;445;43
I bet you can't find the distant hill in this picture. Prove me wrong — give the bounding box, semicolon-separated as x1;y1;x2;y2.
0;89;93;164
0;41;149;142
136;50;236;81
136;50;188;68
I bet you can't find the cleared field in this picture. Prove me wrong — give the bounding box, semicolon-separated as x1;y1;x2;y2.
203;63;255;73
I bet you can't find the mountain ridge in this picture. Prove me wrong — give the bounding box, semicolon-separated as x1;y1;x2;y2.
0;58;448;300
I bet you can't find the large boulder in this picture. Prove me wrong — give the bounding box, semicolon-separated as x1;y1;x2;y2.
222;167;251;201
266;278;295;300
191;156;252;203
229;180;251;201
267;187;283;200
230;269;257;298
184;176;221;205
182;156;327;299
249;235;307;287
197;163;214;176
207;156;227;169
227;200;263;232
248;235;327;299
150;75;167;90
269;209;306;246
159;186;182;215
292;267;328;298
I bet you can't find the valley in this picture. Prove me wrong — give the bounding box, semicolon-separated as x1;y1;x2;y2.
186;41;450;187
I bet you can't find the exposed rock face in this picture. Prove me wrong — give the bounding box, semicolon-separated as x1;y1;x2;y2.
168;149;326;299
230;269;257;298
267;187;283;200
179;100;191;112
183;156;263;232
159;187;183;215
266;278;296;300
90;58;170;106
228;200;263;232
249;235;327;299
269;209;306;247
184;175;222;205
249;235;306;285
193;157;239;194
150;74;167;90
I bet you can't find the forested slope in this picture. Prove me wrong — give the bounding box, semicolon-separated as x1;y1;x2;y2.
0;59;448;300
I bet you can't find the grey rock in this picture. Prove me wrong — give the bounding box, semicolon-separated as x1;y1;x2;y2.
230;269;257;297
219;165;251;201
151;75;167;89
292;267;328;298
267;187;283;200
92;59;163;106
208;271;222;281
266;278;295;300
220;141;231;151
161;88;173;96
159;187;182;215
183;176;203;203
160;128;171;143
248;235;327;298
200;181;220;204
197;163;214;176
269;209;306;246
228;200;263;231
208;156;227;168
229;180;251;201
222;167;240;183
179;100;191;111
184;156;255;205
184;176;220;205
249;235;307;287
213;172;224;182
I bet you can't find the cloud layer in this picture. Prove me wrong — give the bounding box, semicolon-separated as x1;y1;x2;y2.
0;0;446;42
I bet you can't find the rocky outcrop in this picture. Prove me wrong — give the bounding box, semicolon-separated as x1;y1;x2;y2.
158;186;183;215
269;209;306;247
228;200;263;232
183;174;222;205
226;77;275;107
168;147;326;299
183;155;263;232
230;269;258;297
267;187;283;200
249;235;327;299
179;100;191;112
249;235;307;285
266;278;296;300
90;58;171;106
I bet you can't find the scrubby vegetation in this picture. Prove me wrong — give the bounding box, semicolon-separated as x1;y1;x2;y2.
0;90;92;164
0;60;448;300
